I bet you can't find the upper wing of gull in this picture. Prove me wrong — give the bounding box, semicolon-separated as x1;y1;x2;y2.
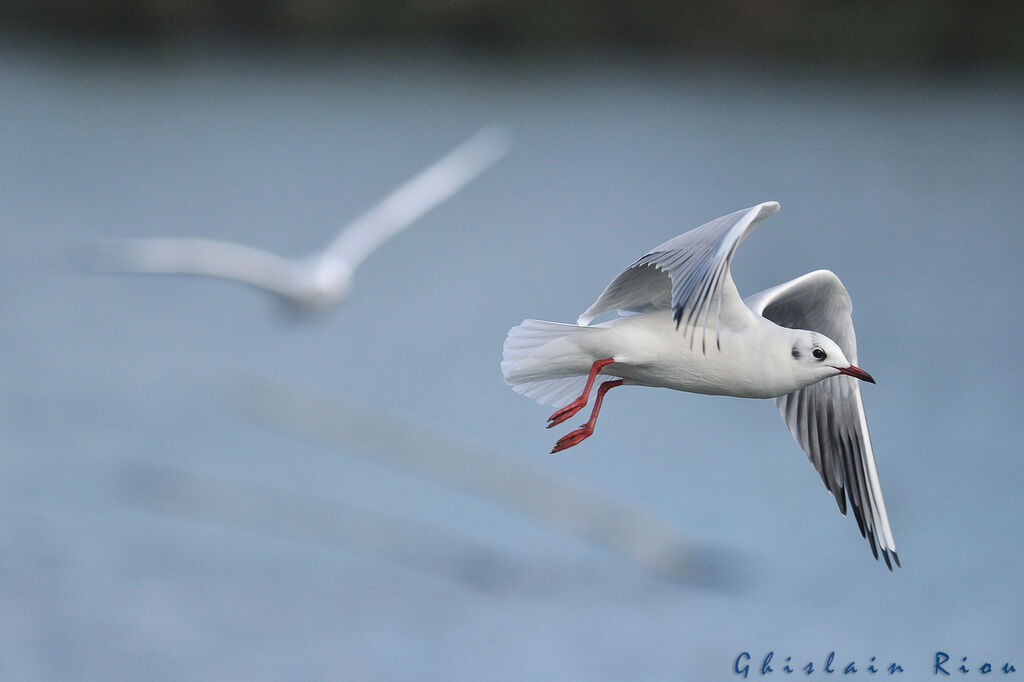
745;269;899;569
577;202;779;351
96;125;511;308
322;124;512;272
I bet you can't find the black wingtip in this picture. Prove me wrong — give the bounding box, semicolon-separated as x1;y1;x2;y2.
853;508;868;539
882;548;893;570
892;550;901;569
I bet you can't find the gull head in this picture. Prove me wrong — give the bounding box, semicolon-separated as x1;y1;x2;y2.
790;332;875;386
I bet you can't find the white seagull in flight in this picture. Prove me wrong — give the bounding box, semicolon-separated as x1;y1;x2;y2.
502;202;899;568
99;125;511;311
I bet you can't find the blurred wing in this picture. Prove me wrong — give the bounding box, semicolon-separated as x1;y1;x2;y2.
747;269;899;569
577;202;779;351
324;124;512;271
97;238;308;298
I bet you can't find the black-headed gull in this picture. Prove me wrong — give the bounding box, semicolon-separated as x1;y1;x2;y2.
502;202;898;568
97;125;511;311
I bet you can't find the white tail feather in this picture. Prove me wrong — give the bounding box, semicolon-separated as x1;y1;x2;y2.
509;375;590;407
502;319;602;407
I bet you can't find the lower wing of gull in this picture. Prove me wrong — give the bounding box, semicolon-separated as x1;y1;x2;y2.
94;124;512;310
224;374;742;587
745;269;899;569
102;237;315;303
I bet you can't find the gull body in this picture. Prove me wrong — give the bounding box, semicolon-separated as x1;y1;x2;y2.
97;124;512;312
502;202;899;568
508;309;846;400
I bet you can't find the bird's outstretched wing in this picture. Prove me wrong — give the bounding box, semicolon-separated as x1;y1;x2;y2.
578;202;779;352
93;125;511;310
97;237;310;299
322;124;512;272
745;269;899;569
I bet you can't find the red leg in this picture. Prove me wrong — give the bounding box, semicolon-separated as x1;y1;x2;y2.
551;379;623;453
547;357;615;428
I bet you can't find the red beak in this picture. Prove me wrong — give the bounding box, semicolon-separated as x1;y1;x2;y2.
838;365;876;384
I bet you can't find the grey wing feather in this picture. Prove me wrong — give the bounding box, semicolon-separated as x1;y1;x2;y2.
747;269;899;568
577;267;673;324
578;202;780;350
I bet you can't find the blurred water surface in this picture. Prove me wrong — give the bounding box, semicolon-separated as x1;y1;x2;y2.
1;40;1023;680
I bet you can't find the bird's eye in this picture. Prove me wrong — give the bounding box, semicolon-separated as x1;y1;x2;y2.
812;348;827;361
